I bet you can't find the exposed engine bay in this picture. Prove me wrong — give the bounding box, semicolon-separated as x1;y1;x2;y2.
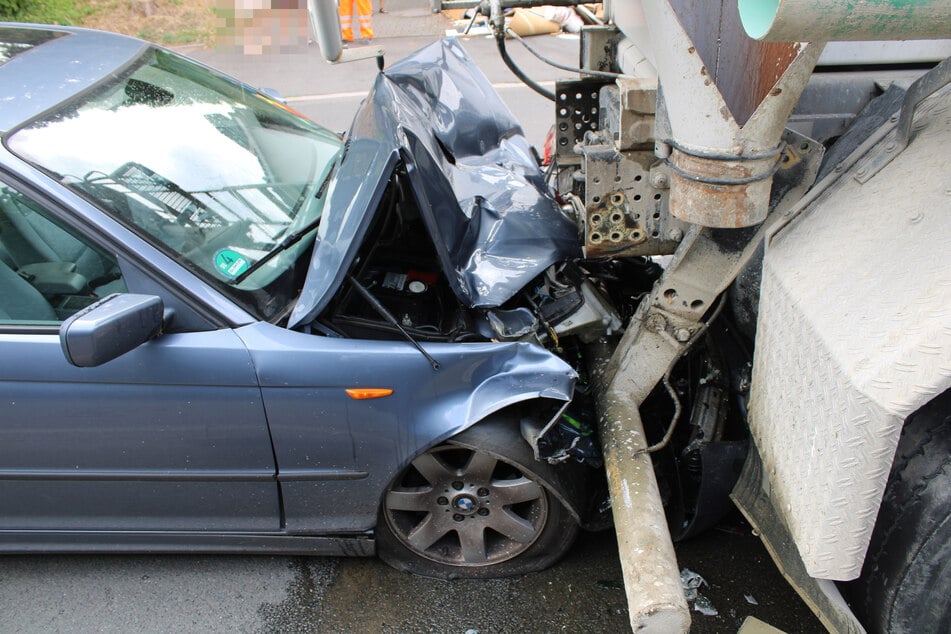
319;166;640;347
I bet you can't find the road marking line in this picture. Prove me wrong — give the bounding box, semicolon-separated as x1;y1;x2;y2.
284;80;556;103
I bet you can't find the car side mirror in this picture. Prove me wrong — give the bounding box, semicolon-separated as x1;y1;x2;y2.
60;293;164;367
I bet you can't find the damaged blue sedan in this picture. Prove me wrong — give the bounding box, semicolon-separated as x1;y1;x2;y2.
0;25;643;576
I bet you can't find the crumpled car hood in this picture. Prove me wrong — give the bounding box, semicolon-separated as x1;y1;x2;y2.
288;39;580;329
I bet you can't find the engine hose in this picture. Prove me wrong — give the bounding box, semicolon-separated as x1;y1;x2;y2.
495;32;556;102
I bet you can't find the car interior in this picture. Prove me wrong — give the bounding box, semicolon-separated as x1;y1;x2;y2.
0;183;126;323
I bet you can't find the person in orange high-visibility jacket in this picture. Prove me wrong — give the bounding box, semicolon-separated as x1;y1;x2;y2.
339;0;374;42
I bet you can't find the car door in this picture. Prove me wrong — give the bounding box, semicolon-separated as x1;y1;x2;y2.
0;180;280;533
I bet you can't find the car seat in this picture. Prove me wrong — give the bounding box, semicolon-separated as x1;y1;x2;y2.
0;192;124;296
0;257;57;322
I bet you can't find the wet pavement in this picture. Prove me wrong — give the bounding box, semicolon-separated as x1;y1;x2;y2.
0;514;823;632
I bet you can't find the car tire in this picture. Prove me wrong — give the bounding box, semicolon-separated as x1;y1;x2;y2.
844;390;951;633
376;416;581;579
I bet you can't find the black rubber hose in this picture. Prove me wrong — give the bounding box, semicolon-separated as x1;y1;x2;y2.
506;27;628;80
495;32;556;102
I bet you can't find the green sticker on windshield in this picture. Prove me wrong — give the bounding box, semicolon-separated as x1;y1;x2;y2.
215;249;250;278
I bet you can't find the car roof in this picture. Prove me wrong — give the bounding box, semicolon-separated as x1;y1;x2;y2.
0;23;147;133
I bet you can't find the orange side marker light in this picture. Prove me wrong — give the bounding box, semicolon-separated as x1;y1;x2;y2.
345;388;394;400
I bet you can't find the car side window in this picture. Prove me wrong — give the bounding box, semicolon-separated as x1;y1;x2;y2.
0;182;127;325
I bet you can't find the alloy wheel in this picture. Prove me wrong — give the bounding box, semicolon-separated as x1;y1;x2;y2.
383;445;549;566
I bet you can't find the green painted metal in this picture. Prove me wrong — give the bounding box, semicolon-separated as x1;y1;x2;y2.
738;0;779;40
738;0;951;41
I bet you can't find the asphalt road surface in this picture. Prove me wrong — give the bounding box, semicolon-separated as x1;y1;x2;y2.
0;513;821;633
187;31;568;148
0;20;825;634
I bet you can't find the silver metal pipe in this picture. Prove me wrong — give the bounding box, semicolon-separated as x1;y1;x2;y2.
308;0;343;63
588;338;691;634
600;407;691;633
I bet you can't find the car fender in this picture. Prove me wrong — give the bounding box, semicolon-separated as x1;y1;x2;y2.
235;322;576;533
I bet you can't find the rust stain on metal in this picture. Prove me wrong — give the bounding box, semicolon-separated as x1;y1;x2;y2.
668;150;774;228
780;146;800;167
584;191;649;258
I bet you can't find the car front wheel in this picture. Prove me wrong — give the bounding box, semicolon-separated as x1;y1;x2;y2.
376;418;581;579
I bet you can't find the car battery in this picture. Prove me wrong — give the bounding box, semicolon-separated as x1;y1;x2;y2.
366;268;441;329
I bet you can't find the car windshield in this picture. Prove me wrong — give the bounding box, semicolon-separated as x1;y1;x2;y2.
7;47;344;322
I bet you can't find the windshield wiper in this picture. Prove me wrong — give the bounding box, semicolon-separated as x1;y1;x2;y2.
230;165;336;285
230;216;320;285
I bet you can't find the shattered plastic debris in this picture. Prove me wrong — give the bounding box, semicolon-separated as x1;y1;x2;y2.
693;593;719;616
522;403;604;470
680;567;707;602
681;568;718;616
745;593;759;605
536;408;603;467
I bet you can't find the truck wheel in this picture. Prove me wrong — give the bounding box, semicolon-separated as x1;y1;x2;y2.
376;419;580;579
845;390;950;633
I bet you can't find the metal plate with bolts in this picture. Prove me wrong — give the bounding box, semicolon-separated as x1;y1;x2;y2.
555;79;610;163
583;149;684;258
